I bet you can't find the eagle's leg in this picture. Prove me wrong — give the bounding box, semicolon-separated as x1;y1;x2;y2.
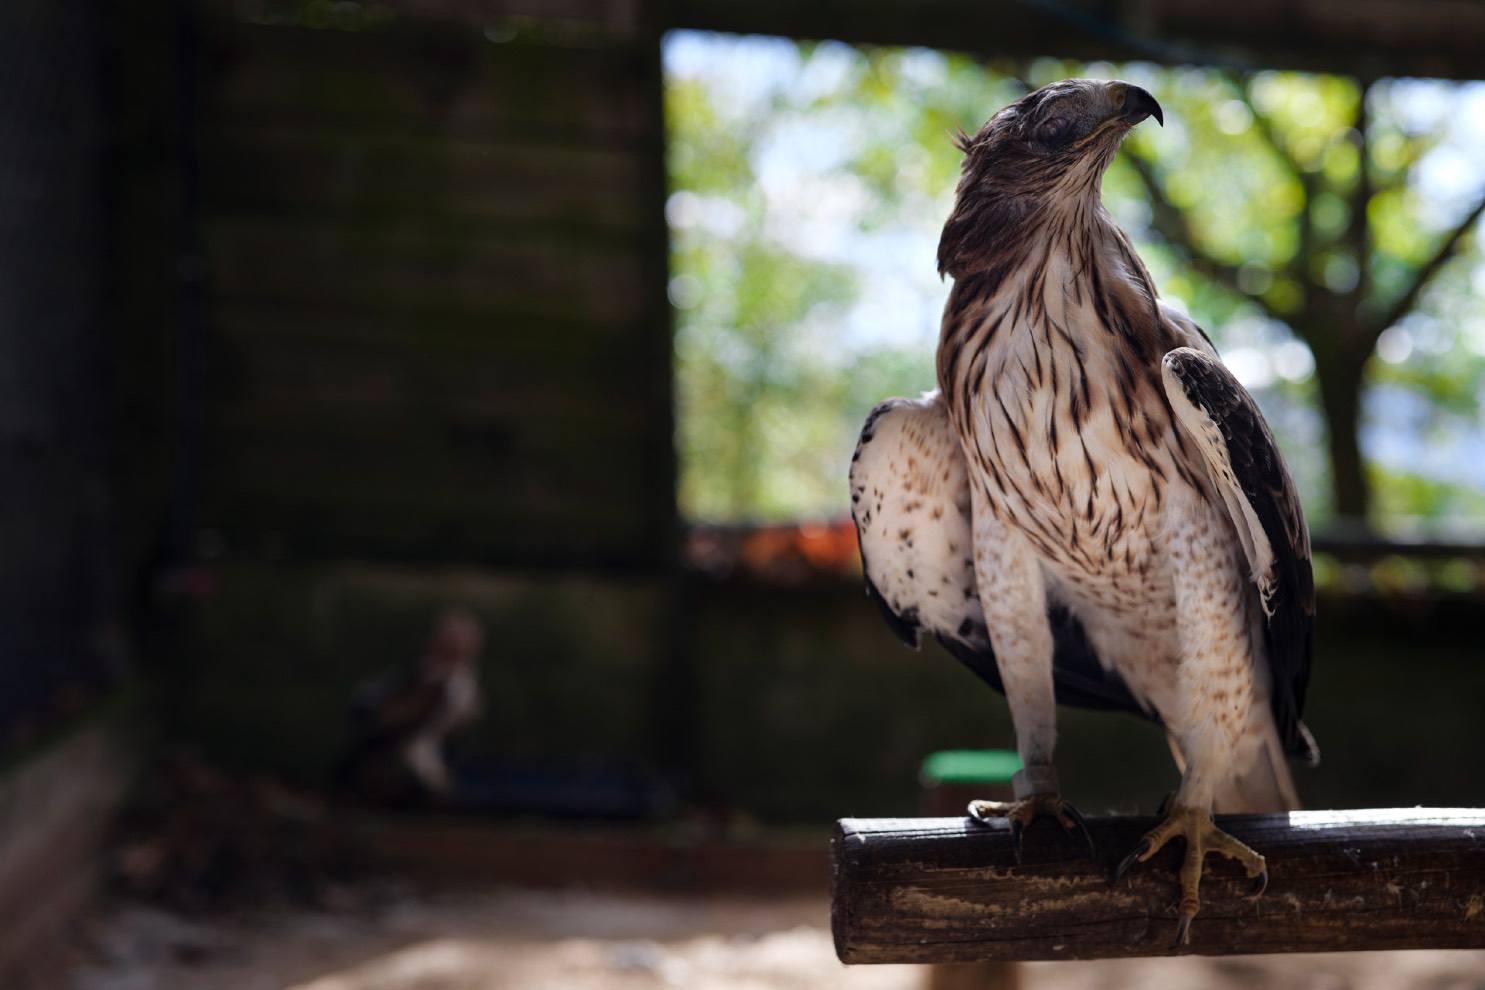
1113;805;1267;946
965;502;1094;860
967;765;1095;861
1114;501;1269;945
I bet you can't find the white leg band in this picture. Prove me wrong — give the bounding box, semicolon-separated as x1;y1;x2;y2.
1012;765;1059;800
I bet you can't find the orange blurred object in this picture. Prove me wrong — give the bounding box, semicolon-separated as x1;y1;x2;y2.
685;519;861;583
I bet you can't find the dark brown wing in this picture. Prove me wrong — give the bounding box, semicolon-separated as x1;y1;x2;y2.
1161;346;1318;764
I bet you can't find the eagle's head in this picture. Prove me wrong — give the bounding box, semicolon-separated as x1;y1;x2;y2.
937;78;1162;278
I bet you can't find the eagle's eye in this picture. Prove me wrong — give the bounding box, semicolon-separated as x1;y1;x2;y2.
1036;115;1070;146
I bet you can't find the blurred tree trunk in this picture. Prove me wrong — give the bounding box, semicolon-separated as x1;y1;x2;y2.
1310;342;1371;522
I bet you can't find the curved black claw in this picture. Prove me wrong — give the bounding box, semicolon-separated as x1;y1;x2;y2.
1249;869;1269;897
1174;910;1195;948
1061;802;1097;862
966;800;1000;826
966;796;1094;865
1111;839;1151;886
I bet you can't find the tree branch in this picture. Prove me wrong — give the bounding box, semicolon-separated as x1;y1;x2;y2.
1372;189;1485;340
1227;72;1318;288
1123;147;1273;315
1232;72;1303;180
1345;81;1374;314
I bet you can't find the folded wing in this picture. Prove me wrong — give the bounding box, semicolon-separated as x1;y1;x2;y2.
1160;346;1319;764
849;393;1157;720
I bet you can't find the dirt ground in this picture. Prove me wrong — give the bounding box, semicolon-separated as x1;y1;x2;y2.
39;887;1485;990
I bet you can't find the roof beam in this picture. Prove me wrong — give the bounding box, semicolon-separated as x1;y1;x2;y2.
668;0;1485;81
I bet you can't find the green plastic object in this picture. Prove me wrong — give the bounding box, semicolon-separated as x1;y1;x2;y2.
920;749;1022;786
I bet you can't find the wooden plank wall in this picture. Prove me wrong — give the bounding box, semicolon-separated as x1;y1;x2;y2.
161;3;685;785
193;6;674;569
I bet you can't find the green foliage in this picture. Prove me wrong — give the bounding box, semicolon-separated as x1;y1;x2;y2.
667;38;980;521
1370;466;1485;521
668;55;857;520
1123;70;1485;520
665;33;1485;526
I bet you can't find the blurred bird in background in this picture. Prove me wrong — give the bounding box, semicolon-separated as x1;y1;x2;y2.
335;607;485;804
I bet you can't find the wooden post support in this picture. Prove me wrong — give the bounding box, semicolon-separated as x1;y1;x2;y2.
918;751;1023;990
832;809;1485;962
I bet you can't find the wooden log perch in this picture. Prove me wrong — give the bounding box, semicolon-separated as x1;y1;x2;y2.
832;809;1485;962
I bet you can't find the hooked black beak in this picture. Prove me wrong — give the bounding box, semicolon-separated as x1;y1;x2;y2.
1118;83;1163;127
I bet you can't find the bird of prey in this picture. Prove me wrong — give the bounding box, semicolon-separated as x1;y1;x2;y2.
335;608;485;803
850;78;1317;944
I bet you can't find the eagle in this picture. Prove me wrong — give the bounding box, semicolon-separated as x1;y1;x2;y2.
849;78;1317;945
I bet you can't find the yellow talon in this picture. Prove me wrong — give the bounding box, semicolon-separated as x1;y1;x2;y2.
1113;805;1268;947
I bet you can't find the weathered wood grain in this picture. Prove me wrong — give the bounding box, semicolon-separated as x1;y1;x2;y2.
833;810;1485;962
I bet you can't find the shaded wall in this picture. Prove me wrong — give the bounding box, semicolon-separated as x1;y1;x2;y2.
193;11;674;565
689;581;1485;823
0;4;148;978
175;548;1485;824
175;564;674;781
172;4;680;780
0;0;120;740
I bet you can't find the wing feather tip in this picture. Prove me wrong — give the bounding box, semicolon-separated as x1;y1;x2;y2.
1290;721;1321;767
864;575;922;650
